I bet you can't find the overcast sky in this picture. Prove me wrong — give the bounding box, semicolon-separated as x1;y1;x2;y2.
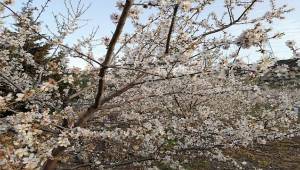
7;0;300;68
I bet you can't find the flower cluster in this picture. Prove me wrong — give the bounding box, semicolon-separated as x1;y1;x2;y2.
236;23;269;48
286;40;300;58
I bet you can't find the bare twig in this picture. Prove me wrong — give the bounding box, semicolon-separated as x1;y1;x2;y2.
193;0;258;40
226;5;234;23
34;0;51;22
113;15;160;58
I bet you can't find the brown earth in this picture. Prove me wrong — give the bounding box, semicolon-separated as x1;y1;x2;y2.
107;137;300;170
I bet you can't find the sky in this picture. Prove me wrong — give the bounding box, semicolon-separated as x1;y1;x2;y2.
5;0;300;67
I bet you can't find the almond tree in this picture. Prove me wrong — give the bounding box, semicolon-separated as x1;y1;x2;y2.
0;0;299;169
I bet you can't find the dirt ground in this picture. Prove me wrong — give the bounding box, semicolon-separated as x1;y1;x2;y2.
111;137;300;170
181;137;300;170
3;135;298;169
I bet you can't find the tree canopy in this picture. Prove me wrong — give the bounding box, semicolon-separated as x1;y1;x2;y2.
0;0;299;169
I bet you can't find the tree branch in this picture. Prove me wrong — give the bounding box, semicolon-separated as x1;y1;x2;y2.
193;0;258;40
42;1;133;169
93;0;133;108
0;73;23;92
165;4;179;55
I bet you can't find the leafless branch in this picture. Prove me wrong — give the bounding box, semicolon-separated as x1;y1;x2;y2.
165;4;179;55
34;0;51;22
226;5;234;23
193;0;258;40
92;0;134;108
42;1;134;169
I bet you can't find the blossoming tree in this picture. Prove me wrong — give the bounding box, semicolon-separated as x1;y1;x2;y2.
0;0;299;169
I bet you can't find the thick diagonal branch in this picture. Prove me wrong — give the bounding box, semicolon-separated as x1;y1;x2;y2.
42;1;133;170
165;4;179;55
76;0;133;126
